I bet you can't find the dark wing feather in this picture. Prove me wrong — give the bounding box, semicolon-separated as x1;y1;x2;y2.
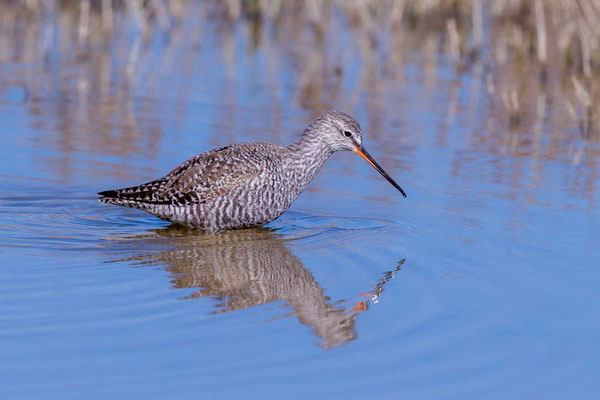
97;176;170;202
99;144;276;206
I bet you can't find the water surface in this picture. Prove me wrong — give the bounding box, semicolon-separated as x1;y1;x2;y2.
1;2;599;399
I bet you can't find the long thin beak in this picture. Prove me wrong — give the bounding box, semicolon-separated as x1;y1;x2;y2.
354;145;407;198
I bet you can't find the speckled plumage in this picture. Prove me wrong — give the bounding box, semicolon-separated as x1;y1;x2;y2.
99;110;405;231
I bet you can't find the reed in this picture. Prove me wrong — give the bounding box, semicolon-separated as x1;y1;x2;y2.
1;0;599;148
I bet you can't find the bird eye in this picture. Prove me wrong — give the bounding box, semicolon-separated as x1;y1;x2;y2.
343;130;352;137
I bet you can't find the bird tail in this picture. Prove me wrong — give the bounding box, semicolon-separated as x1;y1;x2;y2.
98;179;166;207
98;191;142;208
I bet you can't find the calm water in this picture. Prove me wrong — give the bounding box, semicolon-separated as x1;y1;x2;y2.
1;4;600;399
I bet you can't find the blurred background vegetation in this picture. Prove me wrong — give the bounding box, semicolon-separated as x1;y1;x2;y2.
1;0;599;176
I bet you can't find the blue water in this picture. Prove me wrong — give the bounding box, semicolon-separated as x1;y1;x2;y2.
1;4;600;399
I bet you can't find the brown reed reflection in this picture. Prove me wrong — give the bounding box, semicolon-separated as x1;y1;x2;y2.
115;228;403;349
3;1;600;138
0;0;599;203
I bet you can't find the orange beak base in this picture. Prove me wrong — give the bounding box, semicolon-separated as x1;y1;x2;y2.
354;146;407;198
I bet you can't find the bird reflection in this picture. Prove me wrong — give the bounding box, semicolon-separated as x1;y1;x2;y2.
117;227;403;349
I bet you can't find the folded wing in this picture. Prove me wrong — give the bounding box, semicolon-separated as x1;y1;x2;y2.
98;145;273;207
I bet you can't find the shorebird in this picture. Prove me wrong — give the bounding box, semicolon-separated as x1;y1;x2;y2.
99;110;406;231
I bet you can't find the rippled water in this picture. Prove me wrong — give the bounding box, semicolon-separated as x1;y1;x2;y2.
2;4;600;399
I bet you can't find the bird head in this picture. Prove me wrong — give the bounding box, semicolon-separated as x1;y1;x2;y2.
305;110;407;198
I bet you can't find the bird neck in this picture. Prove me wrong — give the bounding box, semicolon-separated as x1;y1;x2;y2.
286;134;334;191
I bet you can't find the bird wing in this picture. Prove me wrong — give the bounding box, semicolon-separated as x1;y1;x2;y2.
100;144;278;206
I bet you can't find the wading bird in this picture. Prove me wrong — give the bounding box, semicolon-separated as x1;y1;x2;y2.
99;111;406;231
